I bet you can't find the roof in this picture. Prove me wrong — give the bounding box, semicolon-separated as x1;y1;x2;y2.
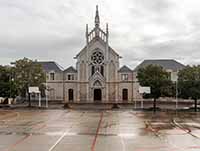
38;61;63;72
118;65;132;73
64;66;77;73
134;59;185;72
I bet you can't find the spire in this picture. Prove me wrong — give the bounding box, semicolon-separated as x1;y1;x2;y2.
95;5;100;27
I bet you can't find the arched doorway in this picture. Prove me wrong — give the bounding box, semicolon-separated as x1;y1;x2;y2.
122;89;128;102
94;89;102;102
68;89;74;102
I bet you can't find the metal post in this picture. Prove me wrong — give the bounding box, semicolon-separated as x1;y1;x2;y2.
46;90;48;108
39;93;41;107
134;99;137;109
45;75;48;108
141;98;143;109
176;80;178;110
62;71;65;103
9;74;11;98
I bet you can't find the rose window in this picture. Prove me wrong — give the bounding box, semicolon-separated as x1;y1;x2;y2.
91;51;104;64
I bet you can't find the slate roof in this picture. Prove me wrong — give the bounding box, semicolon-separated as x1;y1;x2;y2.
134;59;185;72
64;66;77;73
118;65;132;73
38;61;63;72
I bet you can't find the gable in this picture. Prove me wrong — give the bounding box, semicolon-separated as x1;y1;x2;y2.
118;65;132;73
64;66;77;73
75;37;119;60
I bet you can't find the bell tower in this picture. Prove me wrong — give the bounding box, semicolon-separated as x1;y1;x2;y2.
85;5;109;45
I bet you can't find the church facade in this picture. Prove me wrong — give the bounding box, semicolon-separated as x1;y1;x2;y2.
39;6;185;103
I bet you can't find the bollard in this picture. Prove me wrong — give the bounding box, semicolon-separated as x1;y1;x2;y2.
112;103;120;109
64;103;71;109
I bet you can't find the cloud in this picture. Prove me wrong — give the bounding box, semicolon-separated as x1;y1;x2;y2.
0;0;200;69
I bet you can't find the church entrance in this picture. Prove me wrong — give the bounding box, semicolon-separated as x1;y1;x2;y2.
94;89;102;102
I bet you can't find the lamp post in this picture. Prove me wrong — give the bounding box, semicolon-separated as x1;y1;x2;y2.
28;71;31;107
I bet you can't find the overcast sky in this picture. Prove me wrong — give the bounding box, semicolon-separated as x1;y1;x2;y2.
1;0;200;69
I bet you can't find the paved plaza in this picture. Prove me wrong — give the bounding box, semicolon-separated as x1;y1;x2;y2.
0;109;200;151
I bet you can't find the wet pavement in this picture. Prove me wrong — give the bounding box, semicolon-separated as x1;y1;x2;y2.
0;109;199;151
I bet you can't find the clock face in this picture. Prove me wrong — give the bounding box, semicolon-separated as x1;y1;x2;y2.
91;51;104;64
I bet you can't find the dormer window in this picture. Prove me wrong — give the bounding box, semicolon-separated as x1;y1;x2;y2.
50;72;55;80
67;74;74;80
121;74;128;81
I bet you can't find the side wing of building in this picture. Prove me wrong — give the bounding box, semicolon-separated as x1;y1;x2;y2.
38;61;64;102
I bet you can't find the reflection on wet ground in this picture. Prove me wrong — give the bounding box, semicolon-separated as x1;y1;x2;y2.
0;109;199;151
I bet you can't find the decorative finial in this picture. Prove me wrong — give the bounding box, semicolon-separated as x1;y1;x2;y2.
86;24;88;34
106;23;109;34
95;5;100;27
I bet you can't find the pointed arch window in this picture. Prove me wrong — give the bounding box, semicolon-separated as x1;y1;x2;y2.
100;66;104;76
92;66;95;75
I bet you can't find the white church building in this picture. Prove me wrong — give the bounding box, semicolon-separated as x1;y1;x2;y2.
39;6;185;103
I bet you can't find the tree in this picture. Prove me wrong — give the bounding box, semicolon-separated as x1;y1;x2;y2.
0;65;10;97
178;65;200;112
14;58;46;107
0;65;18;98
137;64;173;112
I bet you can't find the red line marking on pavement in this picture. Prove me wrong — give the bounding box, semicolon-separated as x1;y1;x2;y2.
32;123;47;130
3;118;47;151
4;134;31;151
188;146;200;149
91;112;103;151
